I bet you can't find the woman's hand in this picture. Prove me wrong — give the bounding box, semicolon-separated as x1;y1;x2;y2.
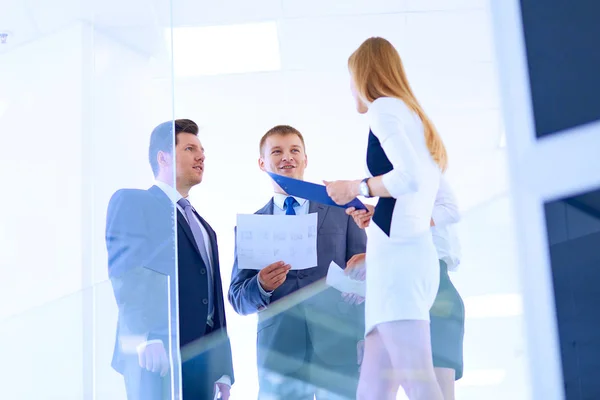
345;253;366;281
323;180;360;205
346;204;374;229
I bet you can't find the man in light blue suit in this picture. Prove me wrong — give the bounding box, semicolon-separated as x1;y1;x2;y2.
229;125;367;399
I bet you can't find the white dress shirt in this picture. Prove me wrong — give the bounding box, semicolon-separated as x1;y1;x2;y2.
272;193;309;216
431;175;462;271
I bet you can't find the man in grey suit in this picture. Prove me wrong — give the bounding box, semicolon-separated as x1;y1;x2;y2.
228;125;367;400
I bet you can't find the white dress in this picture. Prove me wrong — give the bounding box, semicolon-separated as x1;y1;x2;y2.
364;97;441;335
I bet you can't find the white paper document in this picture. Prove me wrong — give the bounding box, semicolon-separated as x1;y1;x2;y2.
326;261;366;297
236;213;318;270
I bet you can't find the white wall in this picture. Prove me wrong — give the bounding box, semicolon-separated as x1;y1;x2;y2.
0;22;85;400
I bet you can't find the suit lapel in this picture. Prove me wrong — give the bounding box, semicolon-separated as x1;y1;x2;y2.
148;185;191;247
195;211;219;269
150;186;213;266
177;210;203;259
194;210;225;326
256;199;275;215
309;201;328;232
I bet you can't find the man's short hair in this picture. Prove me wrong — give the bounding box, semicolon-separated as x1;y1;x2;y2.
149;119;199;176
259;125;306;156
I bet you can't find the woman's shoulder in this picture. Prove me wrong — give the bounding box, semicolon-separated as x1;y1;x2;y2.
369;96;413;119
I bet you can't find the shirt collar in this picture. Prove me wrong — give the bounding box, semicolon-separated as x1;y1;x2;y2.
155;180;184;205
273;193;307;211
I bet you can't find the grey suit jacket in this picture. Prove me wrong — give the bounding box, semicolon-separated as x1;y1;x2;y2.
228;199;367;374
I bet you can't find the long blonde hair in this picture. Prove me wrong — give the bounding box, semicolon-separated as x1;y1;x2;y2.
349;37;448;171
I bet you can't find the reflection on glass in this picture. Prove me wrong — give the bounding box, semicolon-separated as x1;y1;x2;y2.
106;184;178;399
544;187;600;399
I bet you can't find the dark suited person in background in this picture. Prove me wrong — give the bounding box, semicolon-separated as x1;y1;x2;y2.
228;125;367;400
106;119;234;399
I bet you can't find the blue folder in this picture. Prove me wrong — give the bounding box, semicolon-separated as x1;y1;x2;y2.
267;172;368;210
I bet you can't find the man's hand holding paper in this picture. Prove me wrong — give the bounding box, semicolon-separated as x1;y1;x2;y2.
258;261;291;291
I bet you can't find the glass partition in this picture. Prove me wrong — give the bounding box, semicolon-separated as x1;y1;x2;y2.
0;0;178;398
0;287;89;399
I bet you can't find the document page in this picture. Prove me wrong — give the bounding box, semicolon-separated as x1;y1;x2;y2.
326;261;366;297
236;213;318;270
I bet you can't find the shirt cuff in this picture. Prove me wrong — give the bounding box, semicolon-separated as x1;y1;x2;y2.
257;276;273;299
215;375;232;387
136;339;163;355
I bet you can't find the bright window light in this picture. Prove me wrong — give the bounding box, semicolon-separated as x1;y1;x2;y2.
464;293;523;319
457;369;507;387
0;99;7;118
499;130;507;148
166;21;281;77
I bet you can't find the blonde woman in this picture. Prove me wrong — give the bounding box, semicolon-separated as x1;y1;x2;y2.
344;176;465;400
325;37;447;400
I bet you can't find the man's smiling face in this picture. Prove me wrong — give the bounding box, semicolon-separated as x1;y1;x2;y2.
259;133;308;181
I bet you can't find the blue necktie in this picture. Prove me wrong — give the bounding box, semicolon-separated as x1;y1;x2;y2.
177;198;214;322
284;196;298;215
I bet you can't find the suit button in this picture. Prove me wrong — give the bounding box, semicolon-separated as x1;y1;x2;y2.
202;299;208;305
200;269;206;275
